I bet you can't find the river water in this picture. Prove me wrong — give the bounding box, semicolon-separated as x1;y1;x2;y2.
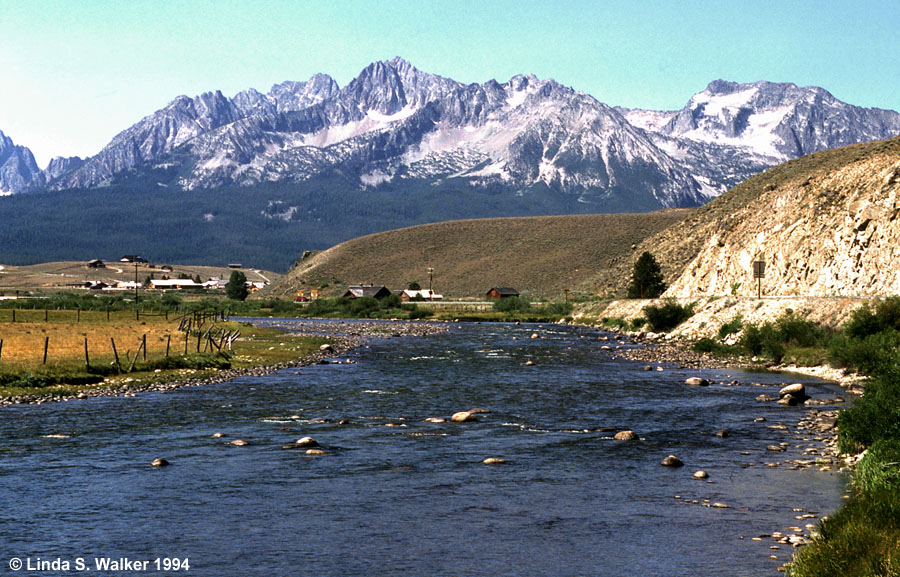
0;320;846;576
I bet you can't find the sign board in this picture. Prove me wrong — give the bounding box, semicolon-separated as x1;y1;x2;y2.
752;260;766;279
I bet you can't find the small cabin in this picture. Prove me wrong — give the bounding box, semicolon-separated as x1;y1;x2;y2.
486;287;519;299
342;285;392;300
86;259;106;269
120;255;148;264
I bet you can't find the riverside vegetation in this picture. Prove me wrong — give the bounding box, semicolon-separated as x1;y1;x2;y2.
603;296;900;576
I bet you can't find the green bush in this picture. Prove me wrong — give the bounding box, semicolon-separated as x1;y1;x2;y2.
347;296;380;317
540;301;574;317
717;316;744;340
829;330;900;375
601;317;629;330
630;317;646;330
845;297;900;339
837;372;900;454
642;300;694;332
853;439;900;495
776;312;828;348
492;296;531;313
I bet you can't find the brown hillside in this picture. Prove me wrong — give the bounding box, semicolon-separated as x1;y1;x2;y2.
264;211;690;300
610;136;900;297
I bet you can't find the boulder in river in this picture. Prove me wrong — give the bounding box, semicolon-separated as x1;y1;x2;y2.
451;411;478;423
614;430;638;441
661;455;684;467
685;377;711;387
229;439;249;446
693;470;709;479
779;383;806;399
295;436;319;447
483;457;507;465
150;458;170;467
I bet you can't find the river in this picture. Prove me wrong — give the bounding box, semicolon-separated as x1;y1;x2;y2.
0;320;846;576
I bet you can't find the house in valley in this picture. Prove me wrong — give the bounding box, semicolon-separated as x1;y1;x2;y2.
342;285;392;299
486;287;519;299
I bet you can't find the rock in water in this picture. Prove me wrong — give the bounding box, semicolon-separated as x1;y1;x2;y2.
661;455;684;467
451;411;477;423
685;377;711;386
614;430;638;441
483;457;507;465
295;436;319;447
693;470;709;479
151;458;170;467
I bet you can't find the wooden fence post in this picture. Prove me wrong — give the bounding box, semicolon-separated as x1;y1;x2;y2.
128;337;145;373
77;308;81;323
44;309;48;322
84;337;90;369
11;309;15;322
43;336;49;365
0;338;3;365
110;338;121;372
184;332;189;355
142;334;147;361
165;334;171;357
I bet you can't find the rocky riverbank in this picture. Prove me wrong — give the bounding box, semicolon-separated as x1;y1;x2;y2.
0;320;448;407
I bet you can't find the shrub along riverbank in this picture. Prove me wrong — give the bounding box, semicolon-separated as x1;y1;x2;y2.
787;298;900;576
597;297;900;575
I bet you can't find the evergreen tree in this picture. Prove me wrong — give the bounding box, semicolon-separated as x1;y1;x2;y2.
627;252;666;298
226;270;249;301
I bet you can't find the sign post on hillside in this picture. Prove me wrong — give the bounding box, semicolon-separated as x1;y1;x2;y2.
753;259;766;298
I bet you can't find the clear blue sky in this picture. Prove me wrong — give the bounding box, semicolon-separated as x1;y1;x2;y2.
1;0;898;167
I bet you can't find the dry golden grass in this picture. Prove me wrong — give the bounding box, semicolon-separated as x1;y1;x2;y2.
262;211;691;300
0;310;181;371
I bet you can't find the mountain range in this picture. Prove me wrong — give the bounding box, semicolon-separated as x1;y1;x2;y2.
4;57;900;211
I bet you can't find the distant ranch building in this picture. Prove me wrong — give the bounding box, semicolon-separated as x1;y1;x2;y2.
486;287;519;299
400;289;443;301
149;279;201;290
120;255;148;264
343;285;392;299
86;259;105;269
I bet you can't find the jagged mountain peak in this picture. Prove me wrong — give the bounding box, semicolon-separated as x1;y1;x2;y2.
26;60;900;214
0;129;41;194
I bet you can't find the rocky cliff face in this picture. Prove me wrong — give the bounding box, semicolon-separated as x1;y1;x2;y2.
660;137;900;297
0;130;41;194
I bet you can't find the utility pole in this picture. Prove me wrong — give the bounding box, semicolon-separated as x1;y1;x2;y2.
134;262;139;303
427;267;434;300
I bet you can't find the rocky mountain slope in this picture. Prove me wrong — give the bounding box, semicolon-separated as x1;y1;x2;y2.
621;79;900;193
589;135;900;298
9;58;896;212
0;130;42;195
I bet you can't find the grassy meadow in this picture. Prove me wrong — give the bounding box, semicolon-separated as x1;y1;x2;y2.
0;308;330;400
